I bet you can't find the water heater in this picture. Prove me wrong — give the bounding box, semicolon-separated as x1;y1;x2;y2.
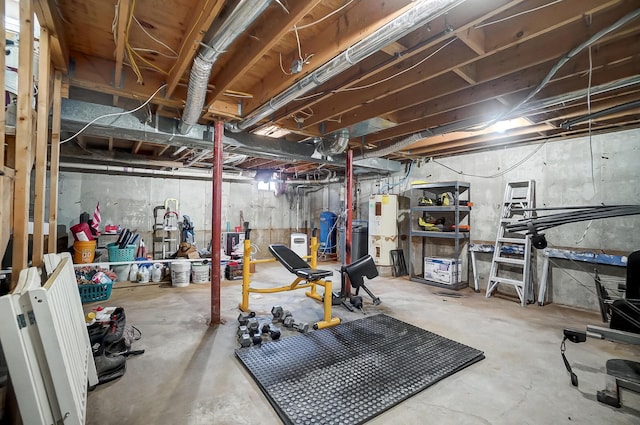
368;194;398;266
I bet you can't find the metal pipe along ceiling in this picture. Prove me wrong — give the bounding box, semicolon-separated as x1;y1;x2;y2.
179;0;272;135
226;0;467;133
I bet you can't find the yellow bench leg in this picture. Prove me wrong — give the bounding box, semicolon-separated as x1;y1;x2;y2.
313;279;340;329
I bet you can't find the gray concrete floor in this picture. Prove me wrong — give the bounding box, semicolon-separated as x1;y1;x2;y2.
85;262;640;425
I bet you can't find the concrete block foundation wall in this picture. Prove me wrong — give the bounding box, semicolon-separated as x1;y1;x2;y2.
354;128;640;311
57;174;325;260
57;128;639;310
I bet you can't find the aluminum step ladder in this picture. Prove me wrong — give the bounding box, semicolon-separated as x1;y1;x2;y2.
486;181;535;306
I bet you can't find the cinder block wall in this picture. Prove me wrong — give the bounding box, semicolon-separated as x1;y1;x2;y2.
350;128;640;310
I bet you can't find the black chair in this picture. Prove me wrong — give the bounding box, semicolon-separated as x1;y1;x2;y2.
343;254;381;305
594;250;640;334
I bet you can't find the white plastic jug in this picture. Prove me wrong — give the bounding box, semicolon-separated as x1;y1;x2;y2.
128;263;139;281
151;263;163;283
137;266;150;283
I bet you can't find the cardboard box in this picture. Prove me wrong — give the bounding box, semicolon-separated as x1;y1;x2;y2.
423;257;462;285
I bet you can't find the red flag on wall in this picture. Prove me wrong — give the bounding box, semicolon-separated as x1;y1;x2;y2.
91;202;101;233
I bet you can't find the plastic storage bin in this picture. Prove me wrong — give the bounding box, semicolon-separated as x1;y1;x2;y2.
107;243;136;262
78;282;113;303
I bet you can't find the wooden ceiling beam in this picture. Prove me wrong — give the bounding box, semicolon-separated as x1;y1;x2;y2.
204;0;323;108
162;0;225;101
365;59;639;145
272;0;526;128
395;57;638;127
241;0;417;114
279;0;625;134
132;141;143;154
34;0;69;73
381;41;408;56
364;100;507;145
290;39;475;131
70;52;240;115
112;0;131;105
481;0;624;52
319;7;640;135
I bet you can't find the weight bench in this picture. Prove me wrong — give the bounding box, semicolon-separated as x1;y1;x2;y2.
265;244;340;329
563;249;640;408
343;254;381;306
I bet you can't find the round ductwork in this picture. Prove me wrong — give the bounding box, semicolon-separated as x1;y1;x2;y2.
314;128;350;156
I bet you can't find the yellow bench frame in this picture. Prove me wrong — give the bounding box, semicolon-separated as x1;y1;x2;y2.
238;236;340;329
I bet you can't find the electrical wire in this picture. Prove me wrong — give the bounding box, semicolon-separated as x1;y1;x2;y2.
295;0;354;30
60;84;167;144
380;161;415;193
474;0;564;29
587;45;595;191
131;47;177;59
294;25;303;62
133;15;178;57
167;0;211;77
279;52;292;75
432;140;547;179
275;0;289;14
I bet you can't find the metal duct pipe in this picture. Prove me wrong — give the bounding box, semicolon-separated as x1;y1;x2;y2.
226;0;466;132
179;0;272;134
184;149;213;167
59;162;255;181
561;99;640;130
283;171;340;185
315;128;350;156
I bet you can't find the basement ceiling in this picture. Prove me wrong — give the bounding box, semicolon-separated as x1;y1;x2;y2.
31;0;640;176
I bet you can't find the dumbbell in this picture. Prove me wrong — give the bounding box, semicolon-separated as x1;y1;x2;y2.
238;333;251;348
237;325;248;337
271;306;292;323
252;333;263;346
261;323;281;340
283;316;309;333
237;311;256;326
246;317;260;335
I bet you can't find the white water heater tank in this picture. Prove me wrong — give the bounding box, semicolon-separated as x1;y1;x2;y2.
368;194;398;266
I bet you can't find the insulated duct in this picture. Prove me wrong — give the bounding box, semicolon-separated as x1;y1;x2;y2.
226;0;466;132
179;0;272;134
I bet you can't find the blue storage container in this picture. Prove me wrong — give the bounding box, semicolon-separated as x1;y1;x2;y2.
319;211;337;253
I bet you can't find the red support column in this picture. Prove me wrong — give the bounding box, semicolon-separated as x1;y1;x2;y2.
210;121;224;325
345;149;353;293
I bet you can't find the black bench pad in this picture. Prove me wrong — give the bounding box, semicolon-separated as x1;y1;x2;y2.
269;244;333;281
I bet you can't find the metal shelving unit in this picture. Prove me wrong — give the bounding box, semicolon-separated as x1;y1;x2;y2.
408;181;470;290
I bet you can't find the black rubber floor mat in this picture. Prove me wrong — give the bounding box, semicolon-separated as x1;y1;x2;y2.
235;314;484;425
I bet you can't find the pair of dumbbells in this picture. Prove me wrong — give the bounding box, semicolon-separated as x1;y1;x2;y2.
237;312;261;347
283;315;309;333
271;305;292;323
261;323;281;341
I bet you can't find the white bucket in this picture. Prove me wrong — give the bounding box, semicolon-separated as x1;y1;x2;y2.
112;265;131;282
171;261;191;287
191;263;210;284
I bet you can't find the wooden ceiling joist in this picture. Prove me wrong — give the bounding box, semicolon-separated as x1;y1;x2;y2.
112;0;131;104
34;0;70;73
162;0;226;101
240;0;416;115
205;0;323;108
